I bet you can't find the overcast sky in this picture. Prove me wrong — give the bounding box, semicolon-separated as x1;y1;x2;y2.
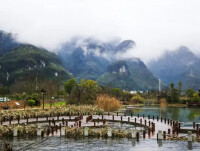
0;0;200;62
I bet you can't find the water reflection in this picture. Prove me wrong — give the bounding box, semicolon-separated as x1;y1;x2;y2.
125;106;200;123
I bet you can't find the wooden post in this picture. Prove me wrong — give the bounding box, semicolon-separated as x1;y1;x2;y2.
79;121;81;127
145;120;146;126
121;116;123;121
197;124;199;130
163;131;166;140
153;115;154;120
26;116;29;124
66;121;68;127
167;119;169;125
193;122;196;129
135;118;136;123
94;121;96;127
140;118;142;124
164;118;166;124
149;121;150;126
148;128;151;138
168;129;170;134
143;130;146;138
112;115;114;121
161;117;163;122
17;115;20;124
62;118;64;125
136;132;139;142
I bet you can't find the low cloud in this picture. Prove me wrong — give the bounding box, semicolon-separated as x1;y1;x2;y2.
1;0;200;62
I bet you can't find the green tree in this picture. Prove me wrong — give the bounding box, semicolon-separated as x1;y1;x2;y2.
78;79;101;104
64;78;77;97
27;99;35;107
131;94;145;104
112;88;122;99
191;92;200;102
186;88;196;98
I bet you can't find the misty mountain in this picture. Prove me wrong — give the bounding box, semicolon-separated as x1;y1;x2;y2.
0;30;19;56
97;59;159;90
149;46;200;90
57;38;135;81
0;44;71;85
0;30;72;86
97;60;140;90
58;38;159;90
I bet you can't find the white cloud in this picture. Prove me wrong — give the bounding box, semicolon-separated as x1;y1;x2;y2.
0;0;200;62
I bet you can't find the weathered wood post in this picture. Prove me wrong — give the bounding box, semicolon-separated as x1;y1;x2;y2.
84;127;89;137
13;128;18;137
149;121;150;126
66;121;68;127
153;115;154;120
188;131;192;142
51;126;54;135
157;130;163;140
135;118;136;123
79;121;81;127
148;128;151;138
17;115;20;124
145;120;147;126
131;130;136;138
140;118;142;124
62;118;64;125
163;131;166;140
143;130;146;138
167;119;169;125
37;126;42;136
161;117;163;123
164;118;166;124
168;129;170;134
107;127;112;137
103;119;106;125
193;122;196;129
94;121;96;127
60;127;66;136
136;132;139;142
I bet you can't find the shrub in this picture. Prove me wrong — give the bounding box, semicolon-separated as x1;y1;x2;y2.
27;100;35;107
95;95;122;111
131;94;145;104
